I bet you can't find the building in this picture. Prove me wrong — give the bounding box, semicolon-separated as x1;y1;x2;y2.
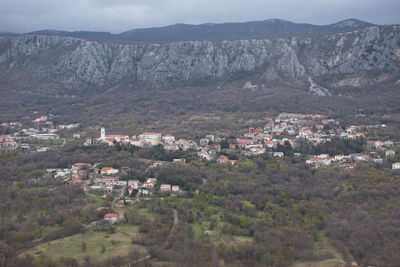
160;184;172;192
385;150;395;157
32;133;60;140
138;132;162;141
104;213;119;223
172;185;180;192
306;157;332;167
130;138;145;147
392;162;400;170
350;154;370;162
100;167;119;175
162;134;175;143
101;127;105;140
200;139;209;146
367;140;384;149
173;158;186;164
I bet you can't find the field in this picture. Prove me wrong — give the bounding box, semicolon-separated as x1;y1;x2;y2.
22;225;147;263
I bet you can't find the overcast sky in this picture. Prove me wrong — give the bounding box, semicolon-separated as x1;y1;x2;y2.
1;0;399;33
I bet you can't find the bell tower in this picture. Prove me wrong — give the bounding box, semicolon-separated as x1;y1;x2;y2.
101;127;105;140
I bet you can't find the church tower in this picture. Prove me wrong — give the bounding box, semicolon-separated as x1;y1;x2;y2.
101;127;105;140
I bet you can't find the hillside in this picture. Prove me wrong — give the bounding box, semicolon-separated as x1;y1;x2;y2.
0;25;399;91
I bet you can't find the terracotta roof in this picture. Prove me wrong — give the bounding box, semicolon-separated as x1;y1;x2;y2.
104;213;119;218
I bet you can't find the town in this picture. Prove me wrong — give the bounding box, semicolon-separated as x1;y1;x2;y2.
3;112;400;227
2;112;399;171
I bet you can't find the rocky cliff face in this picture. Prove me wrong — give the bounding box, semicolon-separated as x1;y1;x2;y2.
0;25;399;89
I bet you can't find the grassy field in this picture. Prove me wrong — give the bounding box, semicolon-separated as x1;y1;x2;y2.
116;205;157;221
22;224;147;263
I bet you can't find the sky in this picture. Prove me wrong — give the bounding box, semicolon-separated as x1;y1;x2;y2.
1;0;399;33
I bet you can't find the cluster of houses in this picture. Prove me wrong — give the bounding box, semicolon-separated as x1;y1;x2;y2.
0;115;81;152
84;112;399;170
224;113;398;169
46;162;183;199
231;113;340;155
85;128;199;152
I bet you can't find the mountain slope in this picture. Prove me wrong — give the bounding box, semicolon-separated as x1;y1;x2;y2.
0;25;398;90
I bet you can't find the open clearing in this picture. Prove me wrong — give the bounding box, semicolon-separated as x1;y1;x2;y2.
22;224;146;263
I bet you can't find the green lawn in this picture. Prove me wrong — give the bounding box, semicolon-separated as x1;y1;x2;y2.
22;224;146;263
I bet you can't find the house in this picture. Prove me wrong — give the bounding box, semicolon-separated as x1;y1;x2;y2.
244;133;255;139
392;162;400;170
367;140;384;149
31;133;60;140
0;136;18;151
77;169;89;179
228;144;236;149
384;141;394;147
265;141;275;148
103;177;117;185
173;158;186;164
164;143;179;151
36;147;50;152
350;154;370;162
235;139;253;148
342;163;357;169
130;139;145;147
385;150;395;157
217;155;229;163
176;139;198;151
205;135;215;142
334;155;346;161
100;167;119;175
372;158;383;164
162;134;175;143
198;151;212;161
250;147;265;155
138;132;162;141
143;178;157;188
171;185;180;192
160;184;171;192
121;166;130;174
355;132;365;138
273;152;284;158
104;213;119;223
33;116;48;123
306;157;332;167
128;180;141;188
209;144;221;152
200;139;209;146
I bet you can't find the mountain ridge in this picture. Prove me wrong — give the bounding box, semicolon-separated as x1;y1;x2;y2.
0;25;398;90
1;18;375;43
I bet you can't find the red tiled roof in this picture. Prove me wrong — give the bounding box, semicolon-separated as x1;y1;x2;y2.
74;163;90;166
104;213;119;218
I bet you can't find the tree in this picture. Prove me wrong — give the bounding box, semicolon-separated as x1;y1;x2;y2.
81;241;87;252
